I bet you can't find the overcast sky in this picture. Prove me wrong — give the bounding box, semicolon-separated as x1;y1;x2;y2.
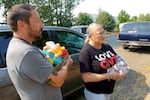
73;0;150;17
1;0;150;22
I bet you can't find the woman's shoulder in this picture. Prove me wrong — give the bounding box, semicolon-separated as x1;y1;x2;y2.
80;44;91;54
102;43;113;49
82;44;93;50
102;43;116;54
103;43;111;47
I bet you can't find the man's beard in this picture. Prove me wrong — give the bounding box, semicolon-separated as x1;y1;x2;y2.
29;28;43;41
35;28;43;40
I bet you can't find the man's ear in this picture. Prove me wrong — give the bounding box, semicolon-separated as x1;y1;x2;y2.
17;20;25;28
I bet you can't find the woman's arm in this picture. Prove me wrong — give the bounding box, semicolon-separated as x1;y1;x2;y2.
81;72;121;83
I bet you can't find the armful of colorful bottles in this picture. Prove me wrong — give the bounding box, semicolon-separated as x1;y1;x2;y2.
42;41;69;70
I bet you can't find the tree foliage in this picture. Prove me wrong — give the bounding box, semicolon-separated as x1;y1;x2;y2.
137;14;150;21
96;10;116;32
0;0;83;27
0;0;29;20
130;16;137;22
145;14;150;21
76;12;93;25
117;9;130;24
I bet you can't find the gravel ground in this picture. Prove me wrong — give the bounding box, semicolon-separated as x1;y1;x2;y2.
110;47;150;100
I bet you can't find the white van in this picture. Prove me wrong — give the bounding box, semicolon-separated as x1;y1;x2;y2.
71;25;88;36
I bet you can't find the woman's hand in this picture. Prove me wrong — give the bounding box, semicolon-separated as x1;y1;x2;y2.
109;74;121;80
119;73;127;80
109;73;127;81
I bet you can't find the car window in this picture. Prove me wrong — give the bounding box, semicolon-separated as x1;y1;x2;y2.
49;31;85;54
120;23;135;32
135;23;150;32
0;32;12;68
81;27;87;34
33;30;85;54
120;22;150;33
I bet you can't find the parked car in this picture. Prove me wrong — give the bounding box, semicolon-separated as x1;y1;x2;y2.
70;25;88;36
118;21;150;49
0;25;86;100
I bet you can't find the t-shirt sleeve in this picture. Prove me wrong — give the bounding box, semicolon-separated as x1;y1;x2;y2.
20;51;54;84
79;48;92;72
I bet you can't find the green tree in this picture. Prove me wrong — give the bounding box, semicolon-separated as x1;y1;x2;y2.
0;0;29;21
117;9;130;23
76;12;93;25
137;14;145;21
130;16;137;22
96;10;116;32
0;0;83;27
145;14;150;21
137;13;150;21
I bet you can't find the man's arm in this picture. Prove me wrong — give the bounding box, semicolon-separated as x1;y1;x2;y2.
47;57;73;88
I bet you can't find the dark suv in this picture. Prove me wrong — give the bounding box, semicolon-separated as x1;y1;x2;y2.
118;22;150;49
0;25;85;100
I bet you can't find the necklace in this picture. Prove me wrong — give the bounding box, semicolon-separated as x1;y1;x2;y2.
13;36;47;59
13;36;32;45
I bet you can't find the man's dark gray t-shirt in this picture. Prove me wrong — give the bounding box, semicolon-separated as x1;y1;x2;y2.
6;38;62;100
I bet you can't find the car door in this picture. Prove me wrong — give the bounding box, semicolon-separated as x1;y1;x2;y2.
0;31;20;100
33;27;85;97
47;28;85;97
119;23;136;40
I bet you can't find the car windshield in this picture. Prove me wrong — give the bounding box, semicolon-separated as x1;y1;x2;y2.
120;22;150;33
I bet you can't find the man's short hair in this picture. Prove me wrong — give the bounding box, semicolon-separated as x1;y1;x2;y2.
7;4;36;32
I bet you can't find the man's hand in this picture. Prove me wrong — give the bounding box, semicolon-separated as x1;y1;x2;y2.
63;56;73;70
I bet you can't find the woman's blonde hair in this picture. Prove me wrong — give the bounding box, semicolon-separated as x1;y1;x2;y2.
84;23;103;44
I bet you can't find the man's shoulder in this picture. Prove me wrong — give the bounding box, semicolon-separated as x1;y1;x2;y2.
10;38;35;50
8;38;37;57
